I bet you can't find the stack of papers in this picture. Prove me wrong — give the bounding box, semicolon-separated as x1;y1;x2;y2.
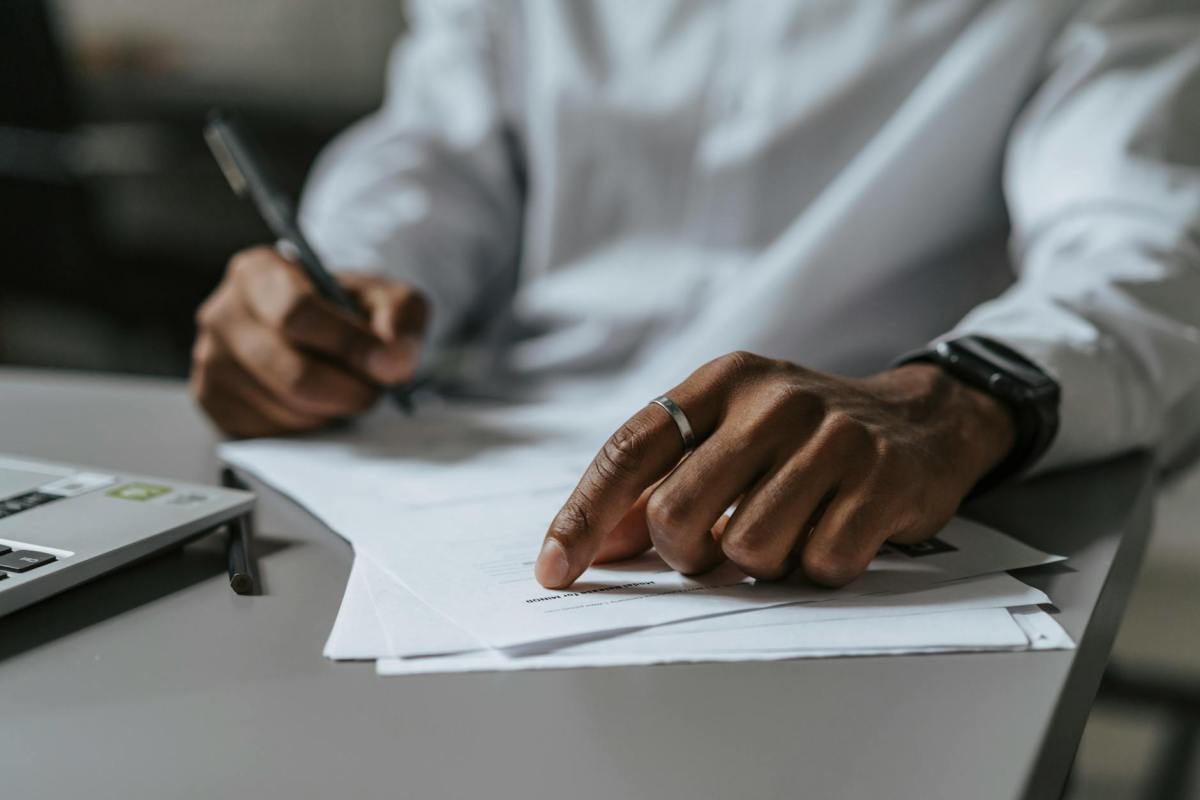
220;397;1073;676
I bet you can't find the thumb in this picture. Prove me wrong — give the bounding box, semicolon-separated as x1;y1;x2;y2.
344;276;429;382
358;280;429;344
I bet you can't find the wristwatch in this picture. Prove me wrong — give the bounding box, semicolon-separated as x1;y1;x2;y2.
895;335;1061;495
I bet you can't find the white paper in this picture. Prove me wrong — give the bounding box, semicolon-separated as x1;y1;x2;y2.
323;558;389;661
1009;604;1075;650
357;550;481;657
374;607;1039;676
358;495;1061;649
219;400;620;524
223;398;1064;653
332;554;1049;662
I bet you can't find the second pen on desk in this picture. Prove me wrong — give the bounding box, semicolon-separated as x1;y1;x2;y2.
221;467;258;596
203;108;416;414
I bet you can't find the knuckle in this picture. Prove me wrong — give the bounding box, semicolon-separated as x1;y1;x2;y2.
277;355;314;395
825;411;873;450
645;490;689;535
756;381;820;425
722;533;786;580
278;289;318;336
801;548;860;588
872;436;898;464
595;421;651;483
716;350;769;379
225;253;247;279
227;248;265;279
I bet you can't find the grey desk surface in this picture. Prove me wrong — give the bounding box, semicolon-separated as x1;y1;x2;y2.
0;368;1155;800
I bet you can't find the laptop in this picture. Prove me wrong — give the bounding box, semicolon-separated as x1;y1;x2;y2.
0;453;254;617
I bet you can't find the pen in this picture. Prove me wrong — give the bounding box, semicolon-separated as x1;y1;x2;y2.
203;108;416;414
221;467;258;596
227;519;254;596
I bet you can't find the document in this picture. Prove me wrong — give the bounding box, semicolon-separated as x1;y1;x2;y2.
357;493;1061;649
325;553;1051;662
223;397;1068;666
373;607;1067;676
220;399;619;525
323;558;389;661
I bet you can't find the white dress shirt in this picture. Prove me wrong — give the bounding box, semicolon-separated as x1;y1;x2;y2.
300;0;1200;473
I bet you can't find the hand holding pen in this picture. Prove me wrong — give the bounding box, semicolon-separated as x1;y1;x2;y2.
191;110;428;438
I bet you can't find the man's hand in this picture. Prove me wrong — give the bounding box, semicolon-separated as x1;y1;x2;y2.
191;246;428;437
535;351;1015;589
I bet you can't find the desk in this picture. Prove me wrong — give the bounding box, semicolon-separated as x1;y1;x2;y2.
0;368;1155;800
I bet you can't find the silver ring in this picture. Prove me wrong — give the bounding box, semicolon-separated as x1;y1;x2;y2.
649;395;696;454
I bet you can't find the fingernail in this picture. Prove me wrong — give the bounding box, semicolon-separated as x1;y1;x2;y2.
366;346;406;383
535;538;571;588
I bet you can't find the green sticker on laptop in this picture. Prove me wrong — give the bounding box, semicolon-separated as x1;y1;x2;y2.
107;482;171;502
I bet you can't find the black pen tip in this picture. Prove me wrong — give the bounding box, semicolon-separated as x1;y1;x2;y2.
230;573;255;595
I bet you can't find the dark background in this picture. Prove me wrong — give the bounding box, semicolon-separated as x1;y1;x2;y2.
0;0;404;376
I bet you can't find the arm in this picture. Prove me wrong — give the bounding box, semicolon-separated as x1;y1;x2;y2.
951;0;1200;472
534;352;1015;590
299;0;524;348
533;0;1200;589
192;0;523;436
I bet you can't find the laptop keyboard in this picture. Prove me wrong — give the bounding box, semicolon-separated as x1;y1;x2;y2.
0;491;65;580
0;491;63;518
0;549;55;573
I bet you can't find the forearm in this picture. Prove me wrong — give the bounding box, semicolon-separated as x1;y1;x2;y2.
955;0;1200;471
950;220;1200;471
298;0;523;349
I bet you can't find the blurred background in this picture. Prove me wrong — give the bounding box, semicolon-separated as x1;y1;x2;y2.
0;0;404;376
1;1;1196;796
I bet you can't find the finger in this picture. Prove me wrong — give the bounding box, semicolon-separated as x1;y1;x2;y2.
344;275;428;383
194;385;288;439
718;433;849;580
342;274;429;343
230;251;407;385
192;352;317;438
799;481;891;588
210;298;379;418
591;488;654;564
536;373;732;589
645;427;771;575
191;334;326;436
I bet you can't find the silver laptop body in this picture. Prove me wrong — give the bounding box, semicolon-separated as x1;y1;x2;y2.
0;453;254;617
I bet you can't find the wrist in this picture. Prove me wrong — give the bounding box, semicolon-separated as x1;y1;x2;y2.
864;363;1017;486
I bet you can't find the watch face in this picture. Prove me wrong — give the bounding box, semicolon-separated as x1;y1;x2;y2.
988;373;1019;397
956;336;1057;395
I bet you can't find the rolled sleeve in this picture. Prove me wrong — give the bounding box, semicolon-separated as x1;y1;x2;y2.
298;0;524;349
949;0;1200;472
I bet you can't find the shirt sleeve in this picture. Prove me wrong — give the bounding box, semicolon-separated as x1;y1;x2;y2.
297;0;523;348
947;0;1200;472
